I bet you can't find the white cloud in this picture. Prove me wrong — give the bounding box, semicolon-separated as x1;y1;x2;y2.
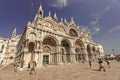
48;0;89;9
90;17;100;26
87;0;119;36
49;0;68;9
89;0;118;35
92;0;118;18
92;27;100;35
89;17;101;35
109;25;120;33
81;25;90;31
80;24;100;36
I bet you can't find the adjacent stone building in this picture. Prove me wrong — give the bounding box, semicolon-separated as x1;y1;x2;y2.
0;28;21;65
14;5;104;68
0;37;9;65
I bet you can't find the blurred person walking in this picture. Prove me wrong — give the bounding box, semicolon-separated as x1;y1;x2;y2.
14;61;20;75
29;61;37;74
106;59;111;68
98;58;106;72
88;58;93;69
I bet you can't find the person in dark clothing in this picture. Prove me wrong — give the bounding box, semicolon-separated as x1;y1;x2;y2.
106;59;111;68
98;58;106;72
27;61;31;71
14;62;20;75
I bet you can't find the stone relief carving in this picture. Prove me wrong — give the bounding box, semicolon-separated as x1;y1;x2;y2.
29;33;36;41
43;46;51;53
58;26;65;33
69;29;78;37
44;21;53;29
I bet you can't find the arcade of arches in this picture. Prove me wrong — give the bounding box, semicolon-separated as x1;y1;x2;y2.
20;35;103;68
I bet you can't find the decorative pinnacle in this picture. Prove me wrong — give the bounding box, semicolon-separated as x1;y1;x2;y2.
64;18;67;23
61;18;63;22
54;12;57;18
48;11;51;17
39;5;43;11
71;17;74;23
54;12;58;22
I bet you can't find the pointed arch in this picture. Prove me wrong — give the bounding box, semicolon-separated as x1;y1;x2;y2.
75;39;85;62
28;42;35;61
61;38;71;47
69;28;78;37
61;39;71;63
58;23;66;33
42;36;58;65
28;42;35;53
43;19;55;30
92;46;96;51
75;39;84;49
43;35;58;46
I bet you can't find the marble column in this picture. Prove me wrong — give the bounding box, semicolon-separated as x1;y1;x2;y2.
38;41;43;67
70;46;76;63
56;44;62;64
83;49;88;62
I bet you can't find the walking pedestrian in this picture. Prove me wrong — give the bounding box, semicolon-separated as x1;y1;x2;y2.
98;58;106;72
106;59;111;68
27;61;30;71
88;58;93;69
14;61;20;75
29;61;37;74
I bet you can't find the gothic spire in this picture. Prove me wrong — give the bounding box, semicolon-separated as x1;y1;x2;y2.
70;17;75;24
48;11;51;17
38;5;44;18
11;28;16;38
34;14;38;21
64;18;67;25
27;21;31;26
61;18;63;22
53;12;58;22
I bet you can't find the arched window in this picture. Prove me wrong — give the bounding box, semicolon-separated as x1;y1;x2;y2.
28;42;35;53
69;29;78;37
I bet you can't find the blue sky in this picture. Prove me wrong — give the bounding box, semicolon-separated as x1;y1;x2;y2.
0;0;120;54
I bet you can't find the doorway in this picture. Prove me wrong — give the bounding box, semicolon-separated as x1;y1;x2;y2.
43;55;49;65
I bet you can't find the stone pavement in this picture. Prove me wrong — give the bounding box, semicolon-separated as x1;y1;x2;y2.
0;60;120;80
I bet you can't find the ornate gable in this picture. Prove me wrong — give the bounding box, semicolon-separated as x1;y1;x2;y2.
57;23;66;33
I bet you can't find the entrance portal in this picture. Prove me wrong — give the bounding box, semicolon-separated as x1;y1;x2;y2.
43;55;49;65
61;40;71;63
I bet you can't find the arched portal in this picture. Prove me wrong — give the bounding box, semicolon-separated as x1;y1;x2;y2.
75;48;81;61
43;37;57;65
43;37;57;46
28;42;35;61
75;39;85;62
61;39;71;63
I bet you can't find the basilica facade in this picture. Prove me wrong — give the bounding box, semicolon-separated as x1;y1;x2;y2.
0;5;105;67
13;5;104;68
